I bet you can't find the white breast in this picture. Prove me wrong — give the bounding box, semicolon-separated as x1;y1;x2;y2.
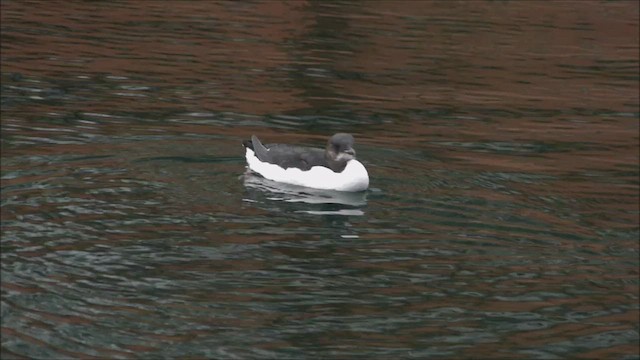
245;149;369;192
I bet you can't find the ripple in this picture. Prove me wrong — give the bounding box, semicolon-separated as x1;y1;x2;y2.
2;0;638;359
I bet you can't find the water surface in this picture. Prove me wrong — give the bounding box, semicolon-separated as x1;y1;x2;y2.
1;1;639;359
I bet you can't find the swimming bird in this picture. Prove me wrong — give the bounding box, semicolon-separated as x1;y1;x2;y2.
243;133;369;192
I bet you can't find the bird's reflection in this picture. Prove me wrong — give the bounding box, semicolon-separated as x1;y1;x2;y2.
242;171;367;215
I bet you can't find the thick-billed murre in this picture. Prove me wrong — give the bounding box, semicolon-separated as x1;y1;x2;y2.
243;133;369;192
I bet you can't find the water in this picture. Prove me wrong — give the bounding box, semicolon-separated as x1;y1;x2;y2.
1;1;639;359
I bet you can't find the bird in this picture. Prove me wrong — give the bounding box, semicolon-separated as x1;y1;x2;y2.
242;133;369;192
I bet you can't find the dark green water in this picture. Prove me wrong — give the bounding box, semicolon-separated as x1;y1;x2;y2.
1;1;639;359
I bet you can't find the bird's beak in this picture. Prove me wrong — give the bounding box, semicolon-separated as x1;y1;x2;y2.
343;148;356;157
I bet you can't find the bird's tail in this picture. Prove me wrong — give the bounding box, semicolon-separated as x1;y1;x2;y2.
242;138;254;150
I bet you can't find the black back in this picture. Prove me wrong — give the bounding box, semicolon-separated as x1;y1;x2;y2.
244;134;353;172
259;144;326;171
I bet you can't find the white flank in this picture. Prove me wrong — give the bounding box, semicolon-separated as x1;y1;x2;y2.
245;149;369;192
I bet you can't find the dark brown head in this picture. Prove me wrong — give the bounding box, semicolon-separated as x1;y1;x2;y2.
324;133;356;172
